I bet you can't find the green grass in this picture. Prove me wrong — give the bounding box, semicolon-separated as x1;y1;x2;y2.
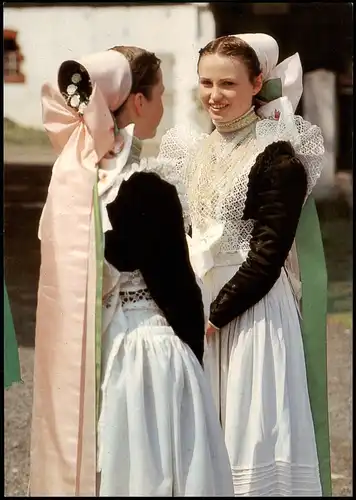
4;117;50;147
328;312;352;330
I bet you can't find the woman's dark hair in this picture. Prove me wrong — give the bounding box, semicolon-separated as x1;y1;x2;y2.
110;45;161;100
198;35;261;84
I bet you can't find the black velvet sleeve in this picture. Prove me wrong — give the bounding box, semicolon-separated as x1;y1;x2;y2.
210;141;308;329
105;172;205;364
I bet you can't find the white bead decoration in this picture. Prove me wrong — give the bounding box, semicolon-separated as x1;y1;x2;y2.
67;84;77;96
70;94;80;108
71;73;82;84
78;102;87;114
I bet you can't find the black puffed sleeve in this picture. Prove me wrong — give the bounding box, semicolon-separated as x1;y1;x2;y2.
105;171;205;364
210;141;308;329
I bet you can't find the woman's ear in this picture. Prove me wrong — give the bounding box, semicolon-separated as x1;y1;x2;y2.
252;73;263;96
133;92;145;116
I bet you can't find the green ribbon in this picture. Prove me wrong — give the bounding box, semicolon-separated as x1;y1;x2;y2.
256;77;283;103
93;176;104;424
296;196;332;496
4;281;22;389
113;119;120;136
94;117;119;422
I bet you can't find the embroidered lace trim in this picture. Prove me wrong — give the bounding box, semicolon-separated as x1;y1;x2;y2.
214;106;258;133
100;155;191;233
119;288;152;305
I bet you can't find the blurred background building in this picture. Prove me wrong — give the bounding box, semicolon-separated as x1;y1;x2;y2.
4;2;353;195
211;2;353;195
4;2;215;156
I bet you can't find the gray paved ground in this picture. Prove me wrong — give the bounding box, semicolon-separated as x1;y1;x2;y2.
5;321;352;496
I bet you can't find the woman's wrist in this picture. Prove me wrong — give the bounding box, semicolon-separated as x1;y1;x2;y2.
208;320;220;331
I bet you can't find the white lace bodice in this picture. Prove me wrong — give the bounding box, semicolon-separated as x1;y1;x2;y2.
186;125;261;253
159;106;325;256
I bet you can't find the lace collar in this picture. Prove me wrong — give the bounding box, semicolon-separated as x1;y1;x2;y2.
214;106;258;134
128;136;142;165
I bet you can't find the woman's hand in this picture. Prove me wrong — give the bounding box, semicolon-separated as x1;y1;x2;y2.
206;321;219;338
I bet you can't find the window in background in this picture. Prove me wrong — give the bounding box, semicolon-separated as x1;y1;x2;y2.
4;29;25;84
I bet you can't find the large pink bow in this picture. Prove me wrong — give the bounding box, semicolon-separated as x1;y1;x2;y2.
31;82;115;496
41;81;115;163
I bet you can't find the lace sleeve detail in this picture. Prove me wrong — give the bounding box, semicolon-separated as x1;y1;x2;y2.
293;116;325;196
126;156;191;232
256;101;325;198
158;125;208;188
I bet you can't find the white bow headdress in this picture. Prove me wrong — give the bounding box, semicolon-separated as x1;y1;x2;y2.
235;33;303;118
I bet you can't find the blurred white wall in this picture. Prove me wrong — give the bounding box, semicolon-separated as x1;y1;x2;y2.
303;70;337;197
4;3;215;148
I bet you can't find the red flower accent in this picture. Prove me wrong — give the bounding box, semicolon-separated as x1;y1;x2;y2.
273;109;281;121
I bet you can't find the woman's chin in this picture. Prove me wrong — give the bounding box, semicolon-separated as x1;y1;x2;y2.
209;112;227;123
208;109;232;123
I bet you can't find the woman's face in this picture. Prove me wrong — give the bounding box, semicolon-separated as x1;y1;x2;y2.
134;68;165;139
198;54;262;124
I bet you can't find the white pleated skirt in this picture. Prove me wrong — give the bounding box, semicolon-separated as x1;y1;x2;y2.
98;299;234;497
204;263;322;497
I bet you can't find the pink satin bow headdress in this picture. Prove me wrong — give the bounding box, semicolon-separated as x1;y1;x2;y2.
235;33;303;119
42;50;132;160
30;50;132;496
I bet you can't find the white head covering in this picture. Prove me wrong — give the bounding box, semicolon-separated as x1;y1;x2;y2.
235;33;303;117
237;33;279;78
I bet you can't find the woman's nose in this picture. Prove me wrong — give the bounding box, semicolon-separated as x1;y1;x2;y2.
209;86;222;102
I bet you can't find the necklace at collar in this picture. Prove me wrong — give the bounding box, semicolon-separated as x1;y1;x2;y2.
214;106;258;134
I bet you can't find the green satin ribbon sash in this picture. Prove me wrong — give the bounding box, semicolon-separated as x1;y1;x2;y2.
93;177;104;424
94;117;119;424
4;281;22;389
94;117;119;420
296;196;332;496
